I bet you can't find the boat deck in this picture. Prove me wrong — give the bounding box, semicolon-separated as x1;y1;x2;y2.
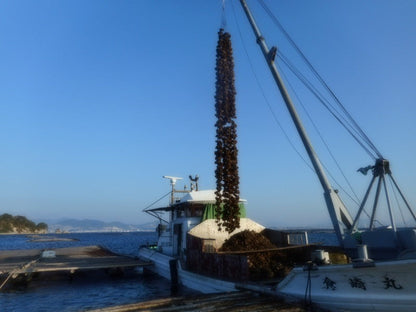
87;291;314;312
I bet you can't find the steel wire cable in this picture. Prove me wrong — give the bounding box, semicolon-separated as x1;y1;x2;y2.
142;191;171;211
257;0;383;159
278;62;362;206
277;52;377;161
230;0;315;173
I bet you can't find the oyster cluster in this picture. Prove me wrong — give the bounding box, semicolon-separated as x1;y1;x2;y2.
214;29;240;233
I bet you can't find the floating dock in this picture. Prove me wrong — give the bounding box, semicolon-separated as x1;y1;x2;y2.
0;245;152;290
87;291;311;312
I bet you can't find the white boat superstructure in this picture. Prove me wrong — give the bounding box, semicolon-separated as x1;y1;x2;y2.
139;176;265;293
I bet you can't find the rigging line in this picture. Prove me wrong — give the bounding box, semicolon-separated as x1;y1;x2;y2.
280;52;379;222
277;51;374;157
257;0;383;159
278;52;377;160
233;0;364;213
142;191;171;212
230;0;314;173
277;51;377;160
257;0;379;155
278;53;377;160
388;176;407;226
277;53;364;144
388;174;416;223
221;0;227;29
278;62;361;206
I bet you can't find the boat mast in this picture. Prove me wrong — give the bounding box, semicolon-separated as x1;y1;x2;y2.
163;176;189;205
239;0;353;246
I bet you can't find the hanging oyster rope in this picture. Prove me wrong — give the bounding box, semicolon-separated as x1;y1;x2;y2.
214;29;240;233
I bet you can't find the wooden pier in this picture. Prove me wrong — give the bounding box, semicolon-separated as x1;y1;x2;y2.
0;245;152;289
87;291;313;312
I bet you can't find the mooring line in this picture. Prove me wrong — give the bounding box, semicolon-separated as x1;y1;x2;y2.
0;257;40;291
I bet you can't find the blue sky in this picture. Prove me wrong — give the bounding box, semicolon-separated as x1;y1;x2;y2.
1;0;415;228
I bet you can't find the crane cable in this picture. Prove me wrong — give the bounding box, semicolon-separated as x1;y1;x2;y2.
221;0;227;29
142;191;171;212
278;62;362;205
230;0;314;173
257;0;383;160
232;0;377;219
278;52;377;161
231;0;362;208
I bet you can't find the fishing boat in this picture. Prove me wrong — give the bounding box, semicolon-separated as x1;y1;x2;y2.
237;0;416;311
140;1;416;310
138;175;268;293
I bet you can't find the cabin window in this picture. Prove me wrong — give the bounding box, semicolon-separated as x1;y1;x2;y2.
185;204;204;217
287;231;309;245
174;204;186;218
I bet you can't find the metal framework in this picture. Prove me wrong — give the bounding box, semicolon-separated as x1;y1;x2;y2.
239;0;416;248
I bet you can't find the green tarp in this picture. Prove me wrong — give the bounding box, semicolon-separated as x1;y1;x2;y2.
201;203;246;221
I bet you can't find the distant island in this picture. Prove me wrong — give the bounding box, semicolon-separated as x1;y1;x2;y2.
0;213;48;234
47;218;157;233
0;215;158;233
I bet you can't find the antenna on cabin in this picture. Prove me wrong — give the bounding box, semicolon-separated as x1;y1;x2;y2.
163;176;183;205
189;174;199;191
163;176;182;186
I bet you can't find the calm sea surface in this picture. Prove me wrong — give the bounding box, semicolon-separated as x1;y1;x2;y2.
0;230;337;312
0;232;197;312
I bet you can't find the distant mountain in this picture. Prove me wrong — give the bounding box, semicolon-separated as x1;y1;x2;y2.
47;218;158;233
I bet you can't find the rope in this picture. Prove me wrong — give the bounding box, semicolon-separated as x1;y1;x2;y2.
257;0;383;159
304;262;313;307
278;52;377;160
277;52;367;150
232;1;366;216
0;271;15;290
142;191;171;212
278;61;362;206
230;0;314;173
221;0;227;29
0;258;40;291
388;175;407;226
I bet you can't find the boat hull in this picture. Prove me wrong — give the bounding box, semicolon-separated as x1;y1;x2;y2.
138;247;237;294
278;259;416;311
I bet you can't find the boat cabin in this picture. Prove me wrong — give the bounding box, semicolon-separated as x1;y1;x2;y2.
144;188;261;259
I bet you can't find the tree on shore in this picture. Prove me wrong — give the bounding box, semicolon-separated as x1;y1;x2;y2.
0;213;48;233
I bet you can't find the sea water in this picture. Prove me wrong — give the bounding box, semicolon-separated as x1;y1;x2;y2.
0;232;196;312
0;230;337;312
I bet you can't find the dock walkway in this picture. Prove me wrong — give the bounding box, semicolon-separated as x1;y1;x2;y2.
0;245;152;289
87;291;313;312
